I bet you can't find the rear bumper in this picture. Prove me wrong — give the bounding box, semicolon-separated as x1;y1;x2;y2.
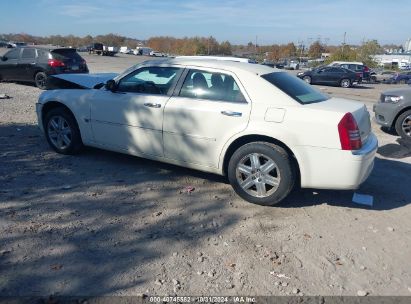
297;133;378;189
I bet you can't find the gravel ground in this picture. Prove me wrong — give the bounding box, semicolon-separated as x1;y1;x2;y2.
0;51;410;297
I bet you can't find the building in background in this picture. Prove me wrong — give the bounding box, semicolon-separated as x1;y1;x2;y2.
404;38;411;52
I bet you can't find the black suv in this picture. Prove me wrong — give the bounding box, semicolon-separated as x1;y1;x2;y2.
0;46;89;89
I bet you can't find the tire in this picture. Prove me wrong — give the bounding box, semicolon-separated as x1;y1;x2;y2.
227;142;296;206
371;76;377;83
34;71;48;90
395;110;411;142
340;78;351;88
303;76;311;84
44;107;83;154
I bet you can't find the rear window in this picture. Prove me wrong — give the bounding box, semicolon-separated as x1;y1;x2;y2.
261;72;329;104
51;49;83;61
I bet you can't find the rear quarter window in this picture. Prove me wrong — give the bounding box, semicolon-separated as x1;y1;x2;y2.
261;72;329;104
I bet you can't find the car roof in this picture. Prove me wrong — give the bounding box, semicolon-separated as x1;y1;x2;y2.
22;45;76;51
143;58;277;75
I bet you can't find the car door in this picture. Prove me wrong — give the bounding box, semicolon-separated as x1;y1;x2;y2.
163;68;251;168
90;66;183;157
328;67;344;84
0;48;21;81
18;48;37;81
312;67;332;84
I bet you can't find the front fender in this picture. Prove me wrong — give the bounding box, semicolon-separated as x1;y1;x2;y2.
38;89;94;144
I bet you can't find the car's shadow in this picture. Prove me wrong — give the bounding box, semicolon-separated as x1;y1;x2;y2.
277;156;411;211
377;136;411;159
1;123;410;213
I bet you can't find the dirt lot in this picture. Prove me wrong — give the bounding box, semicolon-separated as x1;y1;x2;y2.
1;51;410;297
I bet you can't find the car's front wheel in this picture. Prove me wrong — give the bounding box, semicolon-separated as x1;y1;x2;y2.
35;71;48;90
227;142;296;206
44;107;83;154
395;110;411;142
303;76;311;84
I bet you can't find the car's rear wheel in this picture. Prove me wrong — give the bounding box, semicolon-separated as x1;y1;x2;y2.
340;78;351;88
227;142;296;206
44;107;83;154
395;110;411;142
303;76;312;84
35;71;48;90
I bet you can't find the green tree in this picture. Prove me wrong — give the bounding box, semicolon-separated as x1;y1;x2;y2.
356;40;382;67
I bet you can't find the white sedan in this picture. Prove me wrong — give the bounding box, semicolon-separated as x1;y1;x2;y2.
36;58;378;205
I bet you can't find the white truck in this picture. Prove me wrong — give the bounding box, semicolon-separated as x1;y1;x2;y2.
102;46;118;56
119;46;132;54
133;47;153;56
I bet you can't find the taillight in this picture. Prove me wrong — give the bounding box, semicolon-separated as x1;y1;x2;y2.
338;113;362;150
356;72;362;78
48;59;65;67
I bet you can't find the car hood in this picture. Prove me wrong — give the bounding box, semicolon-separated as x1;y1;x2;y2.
382;87;411;97
50;73;118;89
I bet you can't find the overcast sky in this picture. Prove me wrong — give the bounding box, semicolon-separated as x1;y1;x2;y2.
1;0;409;45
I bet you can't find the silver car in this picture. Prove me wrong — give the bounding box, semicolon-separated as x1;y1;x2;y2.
373;87;411;142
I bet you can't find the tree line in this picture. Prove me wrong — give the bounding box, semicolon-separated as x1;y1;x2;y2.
0;33;396;66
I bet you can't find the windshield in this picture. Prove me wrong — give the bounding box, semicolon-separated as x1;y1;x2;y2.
261;72;329;104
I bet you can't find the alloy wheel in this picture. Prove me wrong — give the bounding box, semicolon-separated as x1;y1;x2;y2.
402;115;411;137
235;153;281;198
47;116;72;149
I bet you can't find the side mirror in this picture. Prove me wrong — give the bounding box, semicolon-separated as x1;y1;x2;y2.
105;79;117;92
1;56;7;61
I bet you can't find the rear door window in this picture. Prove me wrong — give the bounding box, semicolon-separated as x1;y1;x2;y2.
179;69;246;103
261;72;329;104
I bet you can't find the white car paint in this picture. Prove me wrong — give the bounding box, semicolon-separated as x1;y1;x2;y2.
36;58;377;192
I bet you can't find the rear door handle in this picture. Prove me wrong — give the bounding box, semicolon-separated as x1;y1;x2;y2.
221;110;242;117
144;103;162;108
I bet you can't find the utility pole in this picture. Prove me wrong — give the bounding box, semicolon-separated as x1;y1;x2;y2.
342;32;347;58
255;35;258;57
298;40;304;62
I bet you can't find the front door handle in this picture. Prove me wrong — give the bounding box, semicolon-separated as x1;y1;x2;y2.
221;110;242;117
144;103;162;108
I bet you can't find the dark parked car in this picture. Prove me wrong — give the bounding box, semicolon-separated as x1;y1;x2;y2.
0;46;88;89
297;66;361;88
389;71;411;84
374;87;411;142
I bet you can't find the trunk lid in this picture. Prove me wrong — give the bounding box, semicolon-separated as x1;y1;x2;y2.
305;97;371;144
